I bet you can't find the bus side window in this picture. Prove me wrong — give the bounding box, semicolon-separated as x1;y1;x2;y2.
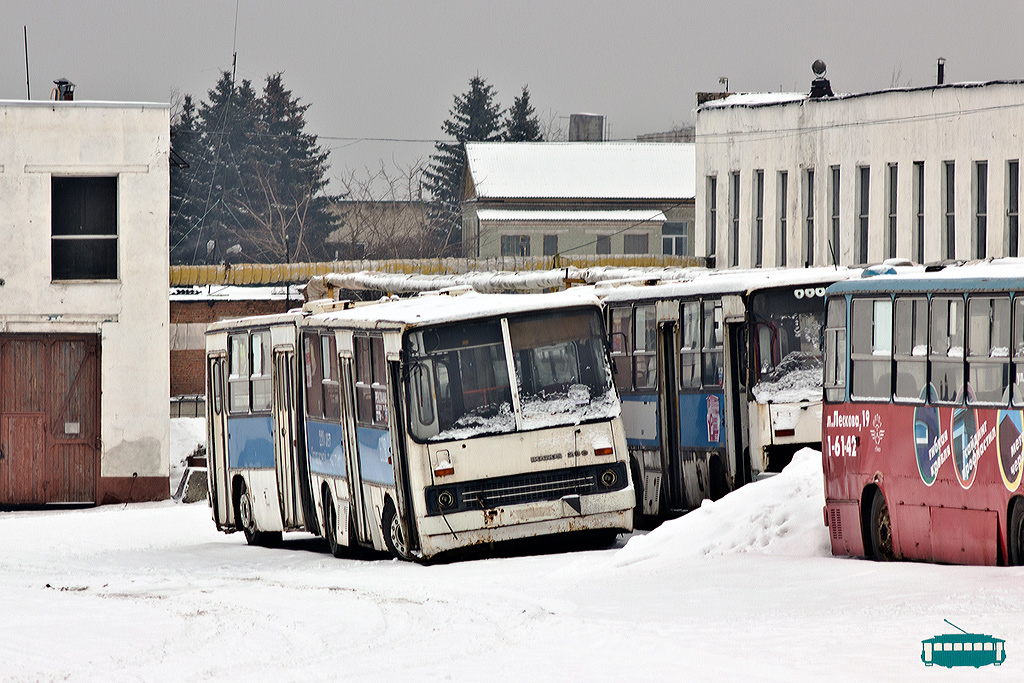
321;334;341;420
609;306;632;392
823;297;847;402
355;336;373;424
680;300;701;389
210;360;224;415
303;332;324;418
967;296;1010;405
930;296;965;404
702;299;724;388
633;304;657;390
250;331;272;412
228;333;250;414
371;337;388;426
1013;297;1024;406
893;296;927;403
850;298;892;401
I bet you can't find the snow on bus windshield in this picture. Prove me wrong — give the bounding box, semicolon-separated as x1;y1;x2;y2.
749;286;826;403
404;309;618;442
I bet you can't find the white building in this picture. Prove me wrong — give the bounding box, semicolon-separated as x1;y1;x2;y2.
0;100;170;505
462;142;695;260
696;80;1024;269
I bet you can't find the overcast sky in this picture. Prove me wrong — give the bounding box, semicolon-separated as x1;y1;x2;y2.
3;1;1023;188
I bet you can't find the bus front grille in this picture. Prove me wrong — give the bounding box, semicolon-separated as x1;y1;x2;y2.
424;461;628;516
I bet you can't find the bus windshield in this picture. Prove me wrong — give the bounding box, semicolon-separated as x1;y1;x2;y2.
405;308;617;442
748;285;827;403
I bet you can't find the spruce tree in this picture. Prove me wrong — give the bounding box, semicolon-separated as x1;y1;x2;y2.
423;76;503;255
168;71;337;264
503;86;543;142
169;94;204;263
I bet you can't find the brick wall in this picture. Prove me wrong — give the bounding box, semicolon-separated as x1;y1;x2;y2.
170;299;294;396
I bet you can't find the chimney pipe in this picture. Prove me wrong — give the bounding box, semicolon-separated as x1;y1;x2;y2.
937;58;945;86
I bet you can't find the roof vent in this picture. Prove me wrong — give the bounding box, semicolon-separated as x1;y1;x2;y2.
809;60;833;98
52;78;75;101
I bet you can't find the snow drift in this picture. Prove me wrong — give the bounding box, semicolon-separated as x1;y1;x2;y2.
615;448;831;566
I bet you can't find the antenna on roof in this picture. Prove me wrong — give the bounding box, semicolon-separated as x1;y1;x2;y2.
23;26;30;99
828;240;838;270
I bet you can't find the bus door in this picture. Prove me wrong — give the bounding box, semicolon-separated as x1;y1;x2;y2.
339;355;370;544
722;295;751;486
657;319;684;510
273;348;303;528
207;354;231;527
388;357;419;556
350;334;399;548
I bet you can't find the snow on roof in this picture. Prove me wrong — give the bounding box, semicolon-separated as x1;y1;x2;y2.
699;80;1024;112
827;257;1024;294
465;142;695;200
475;209;667;223
597;266;859;303
316;288;603;329
699;92;808;109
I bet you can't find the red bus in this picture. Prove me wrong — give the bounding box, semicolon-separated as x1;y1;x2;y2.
822;261;1024;565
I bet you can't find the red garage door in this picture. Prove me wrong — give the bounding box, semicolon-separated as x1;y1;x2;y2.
0;335;100;504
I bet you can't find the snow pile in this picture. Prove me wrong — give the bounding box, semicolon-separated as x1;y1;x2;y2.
169;417;206;497
615;448;830;566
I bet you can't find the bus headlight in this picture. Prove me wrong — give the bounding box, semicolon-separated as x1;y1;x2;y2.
599;468;619;489
436;489;456;510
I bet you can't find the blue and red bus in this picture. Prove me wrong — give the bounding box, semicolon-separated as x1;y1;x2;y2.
823;260;1024;565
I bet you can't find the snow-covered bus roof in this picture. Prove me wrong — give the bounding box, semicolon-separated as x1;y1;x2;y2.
312;288;603;331
207;288;605;335
826;258;1024;295
596;266;860;304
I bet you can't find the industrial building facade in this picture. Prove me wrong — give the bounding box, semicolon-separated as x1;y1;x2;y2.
0;100;170;505
695;80;1024;269
462;142;696;260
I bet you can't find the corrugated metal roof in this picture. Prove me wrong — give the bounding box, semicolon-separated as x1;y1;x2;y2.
475;209;666;223
465;142;694;200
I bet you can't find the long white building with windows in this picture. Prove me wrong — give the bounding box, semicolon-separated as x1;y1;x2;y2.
695;79;1024;269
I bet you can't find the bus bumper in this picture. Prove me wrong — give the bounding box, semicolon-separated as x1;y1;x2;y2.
416;487;634;557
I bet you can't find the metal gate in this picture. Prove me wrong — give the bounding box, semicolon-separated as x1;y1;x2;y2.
0;335;100;504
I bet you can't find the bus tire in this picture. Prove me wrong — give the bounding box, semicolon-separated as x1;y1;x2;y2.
1009;499;1024;566
868;491;895;562
237;482;280;547
382;502;409;560
323;490;345;559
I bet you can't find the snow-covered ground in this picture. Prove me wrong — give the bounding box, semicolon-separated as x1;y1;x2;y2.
2;426;1022;681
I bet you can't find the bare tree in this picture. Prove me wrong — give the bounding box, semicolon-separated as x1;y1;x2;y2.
330;161;434;260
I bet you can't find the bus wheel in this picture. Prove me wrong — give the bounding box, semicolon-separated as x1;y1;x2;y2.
869;491;895;562
382;503;408;560
323;491;345;559
1009;499;1024;566
237;482;280;547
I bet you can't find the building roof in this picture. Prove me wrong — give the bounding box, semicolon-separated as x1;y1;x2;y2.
475;209;666;223
465;142;695;201
697;80;1024;112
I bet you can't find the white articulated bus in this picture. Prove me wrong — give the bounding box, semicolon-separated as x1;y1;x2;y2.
597;267;858;519
205;287;633;560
